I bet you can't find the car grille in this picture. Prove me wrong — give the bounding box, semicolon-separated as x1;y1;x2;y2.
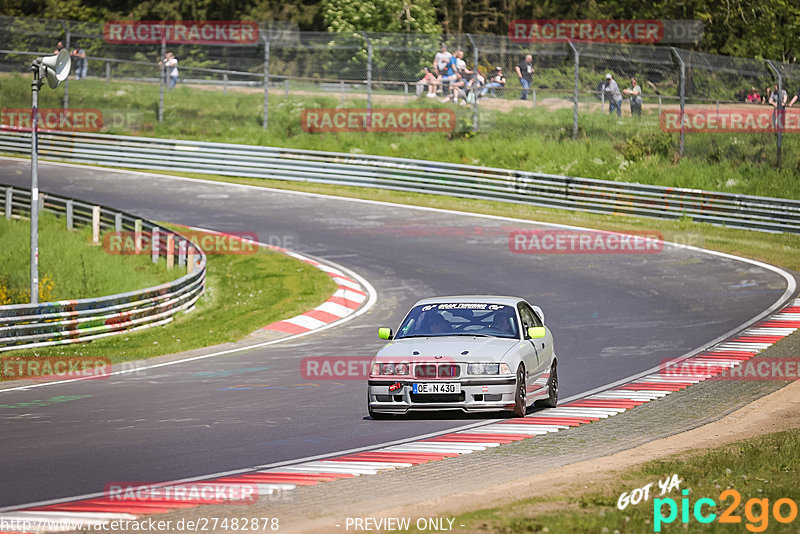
410;392;465;403
414;364;461;378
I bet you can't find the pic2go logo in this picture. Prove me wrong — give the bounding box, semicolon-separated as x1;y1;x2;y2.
654;489;798;532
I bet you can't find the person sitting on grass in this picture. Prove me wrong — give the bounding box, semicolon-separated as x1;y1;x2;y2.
416;66;438;97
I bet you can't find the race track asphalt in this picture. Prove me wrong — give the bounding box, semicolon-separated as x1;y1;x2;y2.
0;158;793;507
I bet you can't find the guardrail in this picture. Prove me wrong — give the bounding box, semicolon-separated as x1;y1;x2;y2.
1;130;798;234
0;182;206;352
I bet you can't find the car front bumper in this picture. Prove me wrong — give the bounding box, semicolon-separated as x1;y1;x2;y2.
367;376;517;414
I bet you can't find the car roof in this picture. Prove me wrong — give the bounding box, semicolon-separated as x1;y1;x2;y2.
412;295;527;307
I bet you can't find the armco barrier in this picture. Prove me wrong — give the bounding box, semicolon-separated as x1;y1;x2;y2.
0;183;206;352
1;130;799;233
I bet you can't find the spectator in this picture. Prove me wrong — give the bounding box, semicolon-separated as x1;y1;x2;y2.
769;83;788;108
481;66;506;97
465;69;485;104
415;66;437;97
433;44;451;93
515;54;534;100
71;43;87;80
788;87;800;107
769;83;788;128
158;51;179;90
602;73;623;117
439;51;460;101
446;72;467;104
53;41;64;54
763;86;772;105
735;88;747;102
622;77;642;116
746;86;760;104
455;50;471;76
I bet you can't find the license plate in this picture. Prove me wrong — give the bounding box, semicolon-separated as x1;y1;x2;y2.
412;382;461;394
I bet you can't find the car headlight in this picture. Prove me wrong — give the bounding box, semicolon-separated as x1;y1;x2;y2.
468;363;511;375
371;362;410;376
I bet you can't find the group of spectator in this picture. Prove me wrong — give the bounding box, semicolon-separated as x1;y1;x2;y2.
416;45;539;103
53;40;88;80
600;73;642;117
741;85;800;108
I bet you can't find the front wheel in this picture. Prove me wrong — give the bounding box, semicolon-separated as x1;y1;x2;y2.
535;362;558;408
511;364;527;417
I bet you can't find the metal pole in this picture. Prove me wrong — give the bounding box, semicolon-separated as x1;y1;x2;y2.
158;40;165;123
568;41;579;139
766;60;783;167
363;32;372;124
62;20;70;110
30;70;40;304
105;61;110;84
467;34;479;133
262;30;269;130
671;47;685;158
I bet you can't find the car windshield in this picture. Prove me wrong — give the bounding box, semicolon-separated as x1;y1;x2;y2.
396;303;519;339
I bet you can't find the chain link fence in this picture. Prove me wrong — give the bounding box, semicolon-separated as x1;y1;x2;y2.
0;16;797;168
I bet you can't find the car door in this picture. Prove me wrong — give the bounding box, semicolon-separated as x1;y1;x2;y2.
520;302;551;378
526;302;554;370
517;304;543;390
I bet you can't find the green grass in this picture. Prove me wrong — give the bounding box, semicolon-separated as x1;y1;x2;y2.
0;211;178;303
7;236;337;363
2;72;799;200
443;429;800;533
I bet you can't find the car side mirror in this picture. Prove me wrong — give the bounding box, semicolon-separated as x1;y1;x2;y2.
527;326;546;339
378;327;393;340
532;306;545;324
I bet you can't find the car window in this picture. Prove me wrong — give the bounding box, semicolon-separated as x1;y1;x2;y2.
396;303;519;339
519;302;543;330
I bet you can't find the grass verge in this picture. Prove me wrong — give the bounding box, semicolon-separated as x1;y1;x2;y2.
0;211;178;304
442;428;800;533
2;72;798;199
2;224;337;365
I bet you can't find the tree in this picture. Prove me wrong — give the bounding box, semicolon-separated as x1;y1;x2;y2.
322;0;439;34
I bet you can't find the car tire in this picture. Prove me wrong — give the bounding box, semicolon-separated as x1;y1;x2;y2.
535;361;558;408
511;364;527;417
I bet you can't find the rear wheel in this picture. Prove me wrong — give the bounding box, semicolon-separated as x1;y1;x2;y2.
511;364;527;417
535;362;558;408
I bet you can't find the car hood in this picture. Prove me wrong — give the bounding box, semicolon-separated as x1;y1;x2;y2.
376;336;519;363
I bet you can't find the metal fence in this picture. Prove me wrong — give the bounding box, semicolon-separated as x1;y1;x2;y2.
1;130;797;234
0;16;798;167
0;183;206;352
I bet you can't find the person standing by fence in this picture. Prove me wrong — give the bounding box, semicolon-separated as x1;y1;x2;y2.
603;73;623;117
159;51;179;90
623;77;642;116
71;44;87;80
515;54;534;101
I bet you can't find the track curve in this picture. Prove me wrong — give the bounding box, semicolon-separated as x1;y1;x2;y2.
0;157;794;508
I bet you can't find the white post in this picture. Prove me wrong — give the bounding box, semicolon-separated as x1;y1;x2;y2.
166;235;175;270
92;205;100;243
151;227;160;263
